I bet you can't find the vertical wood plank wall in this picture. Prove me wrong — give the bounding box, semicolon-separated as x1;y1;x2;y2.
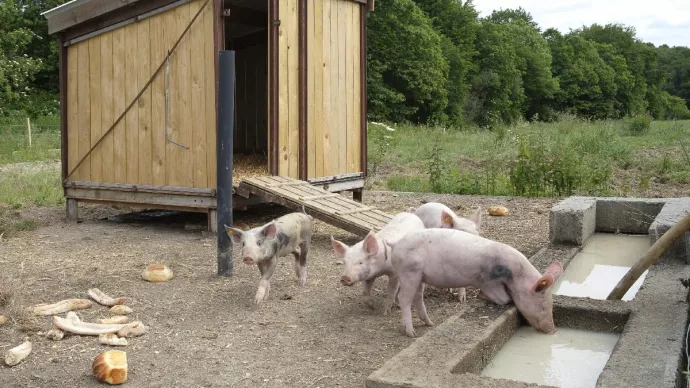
65;0;217;189
301;0;361;180
278;0;300;178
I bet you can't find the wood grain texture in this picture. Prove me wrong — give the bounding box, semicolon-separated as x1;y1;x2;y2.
328;0;338;176
77;40;91;181
112;27;126;183
312;0;324;179
67;44;79;181
278;0;289;177
124;23;140;184
176;3;193;188
100;32;114;183
137;19;153;185
337;0;347;176
88;35;102;182
204;1;216;189
307;0;316;179
150;12;167;186
190;0;207;188
345;3;355;173
287;0;299;179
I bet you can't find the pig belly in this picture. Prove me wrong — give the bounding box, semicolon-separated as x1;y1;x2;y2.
421;264;476;289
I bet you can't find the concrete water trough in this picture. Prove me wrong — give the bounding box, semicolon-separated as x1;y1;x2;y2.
367;196;690;388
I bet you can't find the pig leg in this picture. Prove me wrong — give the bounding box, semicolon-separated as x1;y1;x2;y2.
384;274;399;315
456;287;467;302
397;273;423;337
362;278;376;310
413;283;434;327
293;241;309;286
254;258;278;304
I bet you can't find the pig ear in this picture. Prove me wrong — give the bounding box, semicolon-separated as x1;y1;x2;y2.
530;274;556;294
262;222;277;239
330;236;349;259
543;262;563;283
440;210;454;228
224;225;244;244
470;207;482;230
362;231;379;256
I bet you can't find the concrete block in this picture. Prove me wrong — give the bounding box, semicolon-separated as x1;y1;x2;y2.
549;197;596;246
648;198;690;264
595;197;664;234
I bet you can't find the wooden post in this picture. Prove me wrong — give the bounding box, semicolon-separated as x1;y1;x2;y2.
66;198;78;222
26;118;32;147
607;215;690;300
216;50;235;277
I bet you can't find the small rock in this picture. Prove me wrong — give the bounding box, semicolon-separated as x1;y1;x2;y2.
335;260;344;265
280;294;292;300
0;315;7;325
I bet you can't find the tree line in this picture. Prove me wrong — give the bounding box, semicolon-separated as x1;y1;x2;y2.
1;0;690;127
367;0;690;128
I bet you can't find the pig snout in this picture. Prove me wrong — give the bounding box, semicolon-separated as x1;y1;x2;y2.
528;317;557;334
243;256;255;265
340;275;354;286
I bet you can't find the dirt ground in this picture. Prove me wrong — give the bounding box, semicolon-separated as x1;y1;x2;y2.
0;191;558;388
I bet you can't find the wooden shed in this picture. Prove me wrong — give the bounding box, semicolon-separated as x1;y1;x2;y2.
43;0;375;231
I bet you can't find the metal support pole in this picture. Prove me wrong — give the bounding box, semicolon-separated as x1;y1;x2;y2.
217;50;235;277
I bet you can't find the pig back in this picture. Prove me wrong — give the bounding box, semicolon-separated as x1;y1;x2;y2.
274;212;313;255
377;212;425;245
391;228;498;285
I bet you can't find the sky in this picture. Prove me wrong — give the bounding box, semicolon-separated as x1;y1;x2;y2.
473;0;690;48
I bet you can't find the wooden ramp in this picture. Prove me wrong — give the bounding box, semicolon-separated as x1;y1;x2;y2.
236;176;394;237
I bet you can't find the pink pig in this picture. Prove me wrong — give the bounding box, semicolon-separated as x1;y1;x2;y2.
331;212;425;315
409;202;482;302
386;228;563;337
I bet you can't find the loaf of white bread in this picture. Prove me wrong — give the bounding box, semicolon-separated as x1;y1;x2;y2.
93;350;128;385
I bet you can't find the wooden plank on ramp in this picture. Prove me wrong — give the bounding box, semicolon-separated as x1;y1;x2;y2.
237;176;393;237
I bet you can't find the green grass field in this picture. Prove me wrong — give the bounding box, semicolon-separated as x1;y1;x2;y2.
0;114;688;235
368;116;690;197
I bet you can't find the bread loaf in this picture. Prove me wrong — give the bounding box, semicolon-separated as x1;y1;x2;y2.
487;206;509;216
93;350;128;384
141;264;173;282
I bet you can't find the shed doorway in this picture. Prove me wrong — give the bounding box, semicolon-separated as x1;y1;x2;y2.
224;0;270;182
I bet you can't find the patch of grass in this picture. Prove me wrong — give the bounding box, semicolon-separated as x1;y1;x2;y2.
0;165;62;236
369;118;690;197
0;114;61;165
386;176;430;192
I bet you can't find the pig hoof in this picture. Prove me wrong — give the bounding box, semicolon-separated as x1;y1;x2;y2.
405;328;417;338
425;320;435;327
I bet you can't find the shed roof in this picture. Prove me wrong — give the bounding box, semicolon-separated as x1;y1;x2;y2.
42;0;150;35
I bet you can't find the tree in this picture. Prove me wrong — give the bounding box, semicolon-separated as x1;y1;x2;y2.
546;32;617;119
485;6;539;30
658;45;690;109
464;21;524;127
413;0;479;127
0;0;69;115
367;0;449;124
486;9;558;121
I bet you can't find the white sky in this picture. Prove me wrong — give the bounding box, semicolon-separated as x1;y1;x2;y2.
473;0;690;48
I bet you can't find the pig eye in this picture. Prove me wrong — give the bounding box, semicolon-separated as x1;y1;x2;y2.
256;240;263;246
358;261;363;265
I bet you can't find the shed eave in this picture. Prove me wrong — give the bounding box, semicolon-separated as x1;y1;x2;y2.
42;0;148;35
41;0;82;17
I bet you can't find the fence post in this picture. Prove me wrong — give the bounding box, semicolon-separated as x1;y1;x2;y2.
26;118;32;147
217;50;235;277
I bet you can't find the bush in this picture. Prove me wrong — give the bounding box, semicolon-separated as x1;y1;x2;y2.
627;114;652;135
